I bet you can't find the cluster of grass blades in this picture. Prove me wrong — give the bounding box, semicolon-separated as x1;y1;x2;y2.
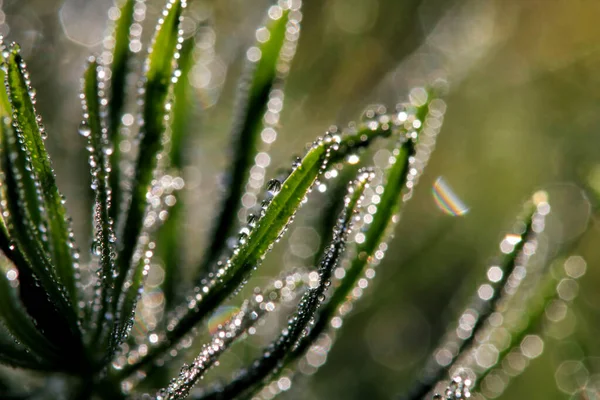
0;0;593;399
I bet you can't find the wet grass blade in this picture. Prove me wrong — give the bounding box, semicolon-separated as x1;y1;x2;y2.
472;254;585;395
154;273;307;399
116;134;335;377
113;244;146;350
198;3;301;277
0;258;62;367
81;59;119;356
105;0;138;226
191;169;374;400
0;113;85;368
0;324;51;371
4;44;79;310
215;95;446;395
115;0;185;311
401;192;549;400
156;36;195;310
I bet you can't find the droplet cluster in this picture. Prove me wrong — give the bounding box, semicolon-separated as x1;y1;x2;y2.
408;192;549;399
237;0;303;224
78;57;120;345
433;374;472;399
292;90;446;382
156;271;307;399
193;169;373;400
0;40;81;312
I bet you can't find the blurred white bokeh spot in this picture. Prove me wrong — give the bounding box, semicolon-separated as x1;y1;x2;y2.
59;0;112;47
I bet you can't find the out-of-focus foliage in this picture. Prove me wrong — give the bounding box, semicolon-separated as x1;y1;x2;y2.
1;0;600;399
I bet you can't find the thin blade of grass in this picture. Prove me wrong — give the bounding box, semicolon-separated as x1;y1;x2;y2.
0;55;85;357
159;169;373;400
198;2;302;277
199;93;446;398
116;133;336;377
0;117;85;367
103;0;140;226
4;44;80;310
471;254;586;396
115;0;186;309
156;36;195;310
81;59;120;358
0;324;52;371
0;257;61;367
402;192;550;400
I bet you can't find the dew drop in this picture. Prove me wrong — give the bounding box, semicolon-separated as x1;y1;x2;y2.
267;179;282;195
79;121;92;137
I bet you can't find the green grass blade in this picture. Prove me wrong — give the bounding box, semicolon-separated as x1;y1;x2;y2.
105;0;137;226
113;244;146;351
156;36;195;310
190;169;374;400
472;254;585;395
0;118;85;366
215;94;446;395
81;59;120;356
0;116;82;366
4;44;79;310
402;192;550;400
116;133;335;378
0;324;52;371
198;3;302;277
0;258;62;367
115;0;186;311
112;38;193;357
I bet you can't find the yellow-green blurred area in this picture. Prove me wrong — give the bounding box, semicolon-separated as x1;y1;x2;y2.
6;0;600;398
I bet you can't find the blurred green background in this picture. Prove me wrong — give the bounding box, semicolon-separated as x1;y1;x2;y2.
5;0;600;398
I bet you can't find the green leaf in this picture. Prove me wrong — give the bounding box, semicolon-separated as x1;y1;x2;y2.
4;44;79;310
81;59;120;358
156;36;195;310
117;133;335;378
115;0;185;311
0;259;61;368
402;192;549;400
191;169;374;400
198;4;300;277
213;95;445;395
106;0;138;226
0;108;85;366
472;252;578;393
0;324;51;371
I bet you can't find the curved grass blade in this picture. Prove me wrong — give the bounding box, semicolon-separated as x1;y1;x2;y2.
202;95;447;397
0;57;85;357
0;323;51;371
471;254;586;397
156;36;195;311
103;0;142;226
0;120;82;366
153;271;307;399
4;44;80;310
81;59;119;356
129;269;308;391
0;258;62;368
0;113;86;367
160;169;373;400
115;0;186;308
402;192;549;400
198;2;302;277
196;132;421;400
116;134;336;378
111;174;184;359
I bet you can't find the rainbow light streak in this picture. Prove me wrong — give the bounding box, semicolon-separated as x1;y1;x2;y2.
207;306;240;335
432;176;469;216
